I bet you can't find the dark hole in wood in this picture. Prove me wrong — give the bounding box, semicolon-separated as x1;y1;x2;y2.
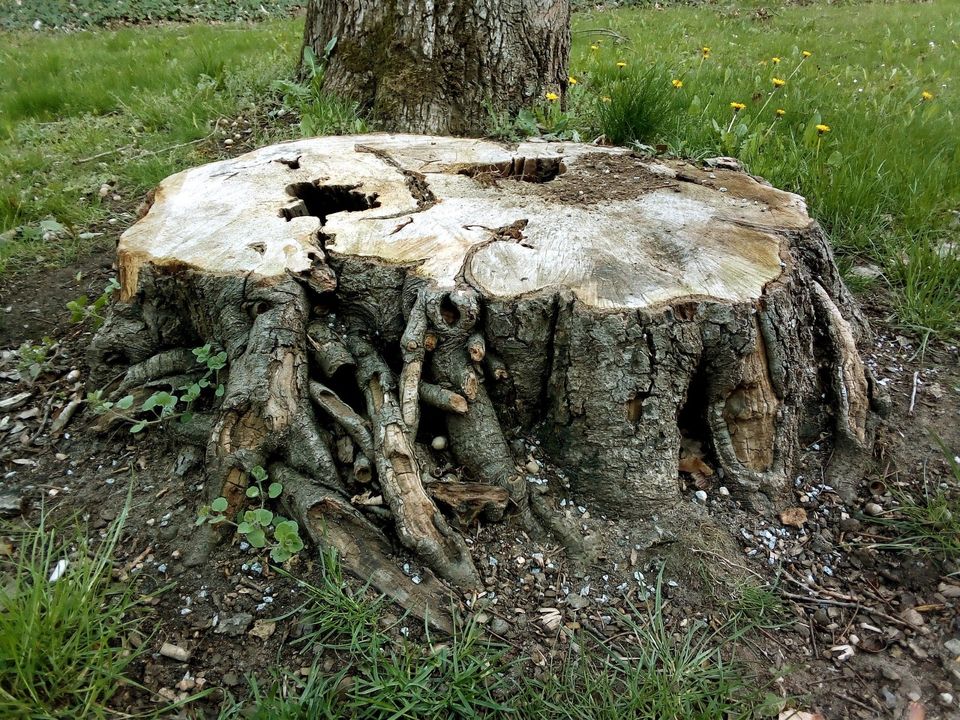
626;395;644;422
439;294;460;326
329;364;366;416
458;156;566;183
677;365;712;459
282;181;380;224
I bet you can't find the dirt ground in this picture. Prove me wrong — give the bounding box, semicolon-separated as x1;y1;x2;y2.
1;229;959;718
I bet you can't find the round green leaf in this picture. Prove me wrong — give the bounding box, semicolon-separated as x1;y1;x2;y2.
211;497;229;512
246;486;260;499
267;482;283;499
247;528;267;548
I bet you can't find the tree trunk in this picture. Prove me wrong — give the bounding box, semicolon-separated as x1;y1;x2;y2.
90;135;882;622
301;0;570;135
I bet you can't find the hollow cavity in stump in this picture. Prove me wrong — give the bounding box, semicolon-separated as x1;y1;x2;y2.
90;134;880;623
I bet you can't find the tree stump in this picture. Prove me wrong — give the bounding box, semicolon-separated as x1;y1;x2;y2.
90;134;881;619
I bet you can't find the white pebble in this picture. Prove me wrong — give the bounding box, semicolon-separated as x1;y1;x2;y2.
431;436;448;451
694;490;708;503
718;486;730;497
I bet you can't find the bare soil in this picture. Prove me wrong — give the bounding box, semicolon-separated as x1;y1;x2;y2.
1;239;959;718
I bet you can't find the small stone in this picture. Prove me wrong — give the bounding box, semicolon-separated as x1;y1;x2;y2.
694;490;707;503
222;672;240;687
489;617;510;635
159;642;191;662
944;638;960;656
223;138;234;146
839;517;861;533
718;486;729;497
99;184;111;197
249;619;276;640
65;369;81;383
214;612;253;637
900;608;924;627
940;692;955;707
850;263;883;281
939;583;960;599
431;436;448;451
525;459;540;474
880;666;901;682
864;502;883;517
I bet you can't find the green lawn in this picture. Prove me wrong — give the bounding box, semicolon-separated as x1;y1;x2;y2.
1;2;957;336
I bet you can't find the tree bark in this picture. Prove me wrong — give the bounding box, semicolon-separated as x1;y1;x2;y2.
90;134;882;615
301;0;570;135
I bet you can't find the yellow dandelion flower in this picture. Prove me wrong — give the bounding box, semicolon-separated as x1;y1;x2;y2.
802;50;812;58
921;90;934;101
601;96;611;103
590;44;599;51
816;123;830;134
545;91;559;102
772;77;785;88
702;46;711;57
772;56;781;64
568;76;577;85
672;79;683;89
775;108;786;117
730;101;746;111
616;61;627;68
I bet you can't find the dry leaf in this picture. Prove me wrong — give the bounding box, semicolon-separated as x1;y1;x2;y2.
779;507;808;528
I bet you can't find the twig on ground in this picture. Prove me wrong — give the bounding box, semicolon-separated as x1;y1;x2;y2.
75;120;222;164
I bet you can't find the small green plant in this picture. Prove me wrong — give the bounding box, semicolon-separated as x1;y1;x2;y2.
66;277;120;329
272;37;368;137
730;580;787;628
197;465;304;564
87;342;226;433
284;546;385;652
15;336;57;381
0;502;146;719
863;438;960;559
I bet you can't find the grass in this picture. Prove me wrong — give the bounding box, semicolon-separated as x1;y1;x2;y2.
0;502;147;719
0;0;305;31
221;558;767;719
863;439;960;559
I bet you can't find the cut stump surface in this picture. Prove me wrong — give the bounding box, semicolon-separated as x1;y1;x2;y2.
92;134;880;615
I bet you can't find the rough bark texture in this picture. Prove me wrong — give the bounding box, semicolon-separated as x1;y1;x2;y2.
301;0;570;135
90;134;881;612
